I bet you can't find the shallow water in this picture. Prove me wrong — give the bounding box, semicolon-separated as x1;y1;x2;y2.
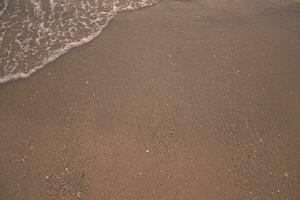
0;0;160;84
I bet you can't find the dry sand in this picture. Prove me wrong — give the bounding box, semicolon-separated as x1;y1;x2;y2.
0;0;300;199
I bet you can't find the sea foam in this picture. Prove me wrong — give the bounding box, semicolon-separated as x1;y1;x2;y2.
0;0;160;84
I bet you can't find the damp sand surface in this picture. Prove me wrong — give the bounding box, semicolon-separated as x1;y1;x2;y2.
0;0;300;199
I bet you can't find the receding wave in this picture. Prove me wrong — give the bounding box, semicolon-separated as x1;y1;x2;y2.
0;0;160;84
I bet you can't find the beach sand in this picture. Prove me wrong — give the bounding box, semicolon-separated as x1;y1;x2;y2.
0;0;299;199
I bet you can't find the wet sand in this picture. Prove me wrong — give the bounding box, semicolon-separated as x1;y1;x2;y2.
0;0;300;199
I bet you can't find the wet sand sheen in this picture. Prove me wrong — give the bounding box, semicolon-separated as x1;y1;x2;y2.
0;0;300;199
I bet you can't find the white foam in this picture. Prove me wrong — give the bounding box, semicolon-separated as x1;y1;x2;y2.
0;13;114;85
0;0;160;85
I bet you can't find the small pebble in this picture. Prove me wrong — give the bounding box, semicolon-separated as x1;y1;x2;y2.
77;192;81;198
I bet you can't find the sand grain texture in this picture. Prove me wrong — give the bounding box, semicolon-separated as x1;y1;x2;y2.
0;0;300;199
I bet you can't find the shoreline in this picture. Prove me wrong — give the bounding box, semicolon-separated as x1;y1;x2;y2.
0;1;161;86
1;0;299;199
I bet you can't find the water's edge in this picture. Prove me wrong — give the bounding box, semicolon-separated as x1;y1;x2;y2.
0;15;113;85
0;0;160;85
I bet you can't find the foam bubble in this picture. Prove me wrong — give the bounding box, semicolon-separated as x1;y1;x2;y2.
0;0;160;85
